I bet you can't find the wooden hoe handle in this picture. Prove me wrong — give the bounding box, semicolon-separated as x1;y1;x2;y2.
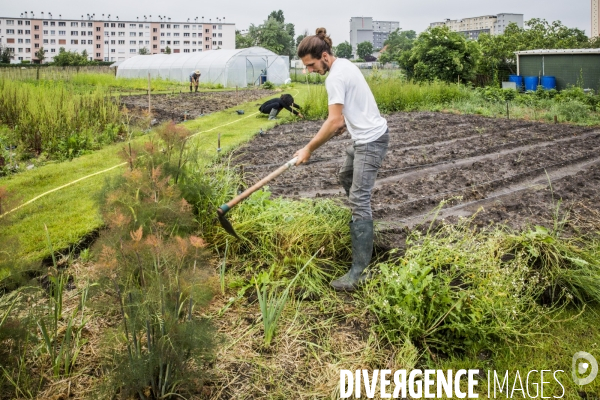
218;157;298;213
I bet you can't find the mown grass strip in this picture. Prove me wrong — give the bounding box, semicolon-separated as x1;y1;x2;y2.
0;85;310;263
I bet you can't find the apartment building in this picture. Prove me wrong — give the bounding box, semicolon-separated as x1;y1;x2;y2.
430;13;523;39
0;15;236;63
350;17;400;56
593;0;599;38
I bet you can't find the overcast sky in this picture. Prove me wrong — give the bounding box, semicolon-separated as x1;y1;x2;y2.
3;0;593;43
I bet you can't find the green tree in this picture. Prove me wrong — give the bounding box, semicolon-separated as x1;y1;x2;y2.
1;46;14;63
243;12;295;57
52;47;89;66
335;41;353;59
164;46;172;54
406;26;480;82
379;29;416;65
138;47;149;55
35;46;46;63
296;34;306;47
478;19;593;76
356;41;374;60
268;10;285;24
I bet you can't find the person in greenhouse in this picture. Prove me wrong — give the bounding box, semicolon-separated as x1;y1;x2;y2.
294;27;389;292
189;70;201;92
258;94;304;120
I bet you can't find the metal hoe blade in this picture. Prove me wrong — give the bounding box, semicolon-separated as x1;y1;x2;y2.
217;207;240;239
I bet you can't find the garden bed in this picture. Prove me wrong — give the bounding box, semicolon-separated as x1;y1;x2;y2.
120;88;277;124
232;111;600;247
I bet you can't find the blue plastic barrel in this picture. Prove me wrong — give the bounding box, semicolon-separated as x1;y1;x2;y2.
508;75;524;89
540;76;556;90
524;76;539;91
260;75;267;84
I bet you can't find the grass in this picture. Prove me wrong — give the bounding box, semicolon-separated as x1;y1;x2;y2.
0;85;311;268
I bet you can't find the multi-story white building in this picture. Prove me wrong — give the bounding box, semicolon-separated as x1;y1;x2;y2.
430;13;523;39
349;17;400;56
0;14;236;63
593;0;599;38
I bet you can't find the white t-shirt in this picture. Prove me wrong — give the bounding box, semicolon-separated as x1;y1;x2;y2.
325;58;387;144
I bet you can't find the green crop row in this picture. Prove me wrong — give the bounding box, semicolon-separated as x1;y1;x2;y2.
0;79;123;159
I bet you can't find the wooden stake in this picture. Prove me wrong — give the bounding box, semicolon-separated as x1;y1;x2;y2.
506;101;509;119
147;72;151;116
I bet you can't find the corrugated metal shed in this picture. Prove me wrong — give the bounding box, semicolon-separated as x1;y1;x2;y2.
515;49;600;92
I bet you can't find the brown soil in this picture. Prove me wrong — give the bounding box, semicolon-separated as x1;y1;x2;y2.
120;89;277;124
231;112;600;248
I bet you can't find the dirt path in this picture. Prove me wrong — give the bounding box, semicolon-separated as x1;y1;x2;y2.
230;112;600;248
120;89;277;124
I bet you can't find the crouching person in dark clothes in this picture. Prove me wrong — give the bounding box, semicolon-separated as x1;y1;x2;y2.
259;94;304;120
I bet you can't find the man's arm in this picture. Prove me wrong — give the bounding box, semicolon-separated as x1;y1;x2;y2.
294;104;345;165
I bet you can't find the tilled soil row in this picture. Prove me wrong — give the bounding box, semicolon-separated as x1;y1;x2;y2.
120;89;277;124
230;112;600;247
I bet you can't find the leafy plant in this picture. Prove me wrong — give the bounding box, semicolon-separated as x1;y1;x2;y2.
256;249;319;346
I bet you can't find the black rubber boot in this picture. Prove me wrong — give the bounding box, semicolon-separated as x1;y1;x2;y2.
331;220;374;291
189;86;192;92
195;87;198;92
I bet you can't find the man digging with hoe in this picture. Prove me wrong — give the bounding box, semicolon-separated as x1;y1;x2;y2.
295;28;389;291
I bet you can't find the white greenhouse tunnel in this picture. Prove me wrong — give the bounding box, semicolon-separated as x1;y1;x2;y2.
116;47;290;88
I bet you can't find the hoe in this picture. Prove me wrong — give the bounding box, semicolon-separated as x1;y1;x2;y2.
217;157;298;239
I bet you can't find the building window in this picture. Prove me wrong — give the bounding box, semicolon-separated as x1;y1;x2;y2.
118;32;125;36
96;52;100;57
25;30;30;34
167;33;171;37
212;33;216;37
184;40;190;45
43;30;48;34
205;29;209;33
140;24;144;28
110;23;116;28
174;33;179;37
71;31;78;35
6;38;15;43
173;24;179;28
96;44;101;48
118;40;125;44
212;25;216;29
160;24;164;28
184;25;189;29
81;31;86;36
51;22;55;26
205;44;209;49
153;44;157;48
139;32;143;36
50;39;55;44
160;40;165;45
43;39;48;44
25;48;30;53
104;23;109;27
153;36;157;40
34;25;40;30
218;33;222;37
71;22;78;27
88;40;93;44
153;28;157;32
6;20;14;25
59;22;66;26
118;23;125;28
129;24;136;28
130;32;136;37
59;39;66;44
71;40;78;44
18;21;23;25
34;43;39;48
59;31;66;35
18;29;24;34
173;49;180;53
34;34;39;39
192;33;196;37
218;25;222;29
130;40;136;45
130;49;136;53
183;48;190;52
7;29;14;34
212;41;216;45
166;24;171;28
51;48;56;52
145;40;149;44
174;40;180;45
96;35;101;40
88;31;93;35
218;41;222;45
